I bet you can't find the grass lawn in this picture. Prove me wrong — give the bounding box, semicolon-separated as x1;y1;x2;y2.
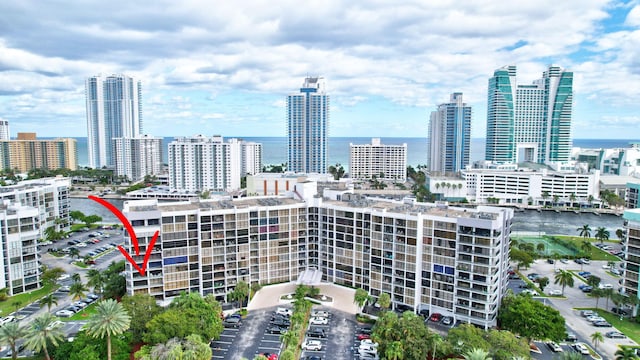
66;302;98;321
0;284;55;316
73;261;88;268
552;236;620;261
577;307;640;344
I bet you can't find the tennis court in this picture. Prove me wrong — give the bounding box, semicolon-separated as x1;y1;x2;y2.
512;235;578;256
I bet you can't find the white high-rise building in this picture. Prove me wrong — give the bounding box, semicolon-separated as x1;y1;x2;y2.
0;119;9;141
428;93;472;173
168;135;241;192
113;135;163;182
350;138;407;181
241;141;262;176
86;74;142;169
0;202;40;295
287;77;329;174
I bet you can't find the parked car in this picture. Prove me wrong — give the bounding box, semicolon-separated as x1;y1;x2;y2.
360;339;379;348
593;321;612;327
259;353;278;360
598;283;613;289
581;286;593;293
59;285;71;292
611;307;629;316
429;313;442;322
0;316;15;325
266;326;286;334
307;327;326;338
311;310;330;318
586;315;606;323
572;343;589;355
301;339;323;351
46;320;64;330
223;317;241;328
521;289;537;295
55;310;74;318
546;341;563;352
270;319;290;328
548;289;562;296
580;310;594;317
309;316;329;325
86;293;99;300
276;307;292;316
605;331;626;339
565;333;578;342
578;271;591;277
65;306;81;313
357;333;371;340
441;316;453;325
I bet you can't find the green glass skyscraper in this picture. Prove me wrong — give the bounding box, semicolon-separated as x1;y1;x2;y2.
485;65;573;164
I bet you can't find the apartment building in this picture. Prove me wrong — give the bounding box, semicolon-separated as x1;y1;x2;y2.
0;202;40;295
122;187;513;328
0;177;71;235
113;135;163;182
627;182;640;209
572;144;640;176
428;93;472;173
349;138;407;181
0;132;77;172
463;168;599;205
622;209;640;315
241;141;262;176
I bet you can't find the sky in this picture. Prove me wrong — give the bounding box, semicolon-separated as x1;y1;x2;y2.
0;0;639;139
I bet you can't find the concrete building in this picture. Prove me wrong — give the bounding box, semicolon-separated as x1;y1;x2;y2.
241;141;262;176
168;135;241;193
572;145;640;176
287;77;329;174
627;182;640;209
0;177;71;235
428;93;472;173
245;173;335;197
0;119;9;141
486;65;573;164
463;167;599;205
622;209;640;315
122;185;513;329
113;135;163;182
86;74;142;169
0;133;77;172
0;202;40;295
350;138;407;181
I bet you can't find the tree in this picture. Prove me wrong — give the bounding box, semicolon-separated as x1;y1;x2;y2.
556;353;585;360
578;224;592;239
509;248;533;270
615;228;625;241
447;324;488;355
87;269;106;294
121;294;162;343
615;347;638;360
70;210;86;223
591;288;606;309
137;334;211;360
587;275;601;289
354;288;370;309
538;277;549;292
235;280;250;308
463;348;492;360
86;299;131;360
24;313;65;360
0;322;26;360
38;293;59;312
554;270;575;296
70;281;88;302
498;293;566;342
41;267;65;286
541;191;550;205
595;227;610;244
378;292;391;310
536;243;545;254
54;330;131;360
70;247;81;260
327;164;345;180
371;311;430;360
484;329;530;360
385;340;404;360
72;273;81;283
590;331;604;350
603;288;615;310
580;240;592;257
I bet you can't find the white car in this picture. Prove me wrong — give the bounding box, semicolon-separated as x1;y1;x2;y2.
301;339;322;351
586;316;606;323
276;307;292;316
46;320;64;330
309;316;329;325
72;301;88;308
548;289;562;296
599;283;613;289
311;310;330;318
360;339;379;348
359;344;378;353
76;242;87;247
521;289;537;295
58;274;70;281
55;310;74;318
572;343;589;355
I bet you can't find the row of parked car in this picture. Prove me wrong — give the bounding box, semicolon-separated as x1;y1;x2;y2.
579;309;612;328
54;293;100;317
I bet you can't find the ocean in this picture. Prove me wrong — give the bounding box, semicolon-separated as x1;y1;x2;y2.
70;137;638;171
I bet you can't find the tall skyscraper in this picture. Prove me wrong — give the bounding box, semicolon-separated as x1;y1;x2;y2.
428;93;472;173
485;65;573;164
287;77;329;174
86;74;142;169
0;119;9;141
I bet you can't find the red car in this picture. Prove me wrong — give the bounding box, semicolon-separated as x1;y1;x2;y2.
357;333;371;340
259;353;278;360
429;313;442;322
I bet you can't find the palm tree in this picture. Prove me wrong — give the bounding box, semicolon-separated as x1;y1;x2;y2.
595;227;610;244
385;341;404;360
353;288;370;309
554;270;575;296
0;322;26;360
615;347;637;360
463;348;492;360
38;293;59;312
86;299;131;360
69;247;80;260
578;224;592;239
590;332;604;350
603;288;615;310
542;191;550;206
581;240;592;257
87;269;106;294
71;273;81;283
24;313;64;360
69;281;87;302
615;228;625;241
591;288;606;310
426;332;443;360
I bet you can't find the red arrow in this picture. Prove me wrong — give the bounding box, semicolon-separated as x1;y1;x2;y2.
88;195;159;276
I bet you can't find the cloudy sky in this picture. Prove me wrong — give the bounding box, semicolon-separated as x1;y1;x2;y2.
0;0;639;139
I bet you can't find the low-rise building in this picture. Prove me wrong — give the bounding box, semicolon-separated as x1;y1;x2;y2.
350;138;407;181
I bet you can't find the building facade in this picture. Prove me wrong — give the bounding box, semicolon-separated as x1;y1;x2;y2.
287;77;329;174
168;135;241;193
241;141;262;176
0;119;9;141
572;145;640;176
0;133;77;172
0;203;40;296
627;182;640;209
428;93;472;173
622;209;640;315
86;74;142;169
485;65;573;164
113;135;163;182
350;138;407;181
122;190;513;329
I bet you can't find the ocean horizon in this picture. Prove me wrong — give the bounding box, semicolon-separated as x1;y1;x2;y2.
60;137;638;172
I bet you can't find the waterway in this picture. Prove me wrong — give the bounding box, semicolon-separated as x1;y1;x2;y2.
70;198;625;237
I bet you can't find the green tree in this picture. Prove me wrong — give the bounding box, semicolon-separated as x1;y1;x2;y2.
538;277;549;292
580;240;592;257
378;292;391;310
463;348;492;360
38;293;59;312
0;322;26;360
72;273;81;283
385;340;404;360
590;331;604;350
102;261;126;300
556;353;585;360
591;287;606;309
578;224;592;239
587;275;601;289
87;269;106;294
24;313;65;360
554;270;575;296
354;288;370;309
70;281;88;302
541;191;550;205
615;347;638;360
615;228;625;241
69;247;81;260
595;227;610;244
84;214;103;227
70;210;86;223
447;324;488;355
121;294;162;343
485;329;530;360
138;335;211;360
279;349;295;360
498;293;566;342
603;288;615;310
327;163;346;180
536;243;545;254
54;330;131;360
235;280;250;308
509;248;533;270
41;267;65;286
86;299;131;360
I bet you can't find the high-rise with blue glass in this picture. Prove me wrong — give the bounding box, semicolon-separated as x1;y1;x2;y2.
485;65;573;164
428;92;472;173
86;74;142;169
287;77;329;174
